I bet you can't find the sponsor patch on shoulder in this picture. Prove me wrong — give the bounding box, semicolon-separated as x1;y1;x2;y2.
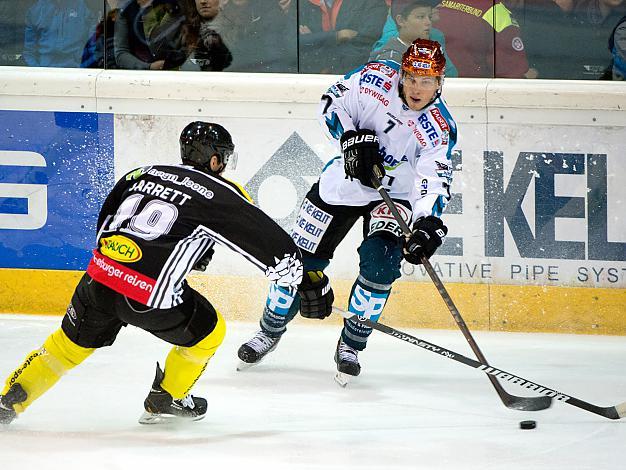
430;108;449;132
364;62;397;78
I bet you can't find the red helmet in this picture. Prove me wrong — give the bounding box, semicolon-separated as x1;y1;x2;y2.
401;39;446;77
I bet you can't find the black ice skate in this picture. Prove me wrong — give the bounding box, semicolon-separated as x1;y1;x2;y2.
334;339;361;387
0;383;27;425
139;363;207;425
237;330;281;371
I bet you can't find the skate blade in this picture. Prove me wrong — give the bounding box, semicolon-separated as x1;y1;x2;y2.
138;411;205;425
334;371;351;388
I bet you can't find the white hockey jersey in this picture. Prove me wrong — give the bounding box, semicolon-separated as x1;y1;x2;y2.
318;60;457;222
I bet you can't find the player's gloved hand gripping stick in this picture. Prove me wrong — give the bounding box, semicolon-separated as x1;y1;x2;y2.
369;166;552;412
340;129;385;188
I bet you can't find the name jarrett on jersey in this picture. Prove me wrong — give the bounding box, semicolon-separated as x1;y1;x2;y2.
87;164;302;309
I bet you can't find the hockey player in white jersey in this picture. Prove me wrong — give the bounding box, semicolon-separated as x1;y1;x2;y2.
238;39;457;385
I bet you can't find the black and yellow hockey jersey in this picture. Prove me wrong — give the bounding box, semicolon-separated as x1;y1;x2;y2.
86;164;303;308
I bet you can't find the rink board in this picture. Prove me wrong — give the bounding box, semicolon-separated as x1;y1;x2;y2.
0;268;624;335
0;67;624;334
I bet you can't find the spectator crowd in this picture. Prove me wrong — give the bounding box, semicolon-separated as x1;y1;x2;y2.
0;0;624;80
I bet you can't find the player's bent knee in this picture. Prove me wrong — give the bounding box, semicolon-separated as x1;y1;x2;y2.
185;310;226;362
162;311;225;398
43;328;95;371
358;235;403;285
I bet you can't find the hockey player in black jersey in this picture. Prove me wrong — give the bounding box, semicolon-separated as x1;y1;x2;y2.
0;121;330;425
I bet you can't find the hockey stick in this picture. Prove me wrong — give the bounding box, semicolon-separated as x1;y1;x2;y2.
333;307;626;420
370;168;552;411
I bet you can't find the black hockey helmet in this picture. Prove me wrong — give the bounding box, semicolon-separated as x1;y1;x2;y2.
180;121;236;172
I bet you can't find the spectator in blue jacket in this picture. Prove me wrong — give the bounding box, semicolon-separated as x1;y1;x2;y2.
23;0;99;67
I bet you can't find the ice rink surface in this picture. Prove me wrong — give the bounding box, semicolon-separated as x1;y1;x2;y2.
0;314;624;470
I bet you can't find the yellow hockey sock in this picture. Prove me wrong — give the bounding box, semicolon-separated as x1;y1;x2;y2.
161;310;226;399
2;329;94;413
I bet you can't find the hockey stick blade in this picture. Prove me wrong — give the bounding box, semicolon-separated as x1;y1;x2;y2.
420;255;551;411
333;307;625;420
369;169;551;412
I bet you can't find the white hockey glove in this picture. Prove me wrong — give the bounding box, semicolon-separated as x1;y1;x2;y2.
265;253;304;288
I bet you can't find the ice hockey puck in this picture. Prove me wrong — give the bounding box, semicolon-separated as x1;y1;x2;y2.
519;420;537;430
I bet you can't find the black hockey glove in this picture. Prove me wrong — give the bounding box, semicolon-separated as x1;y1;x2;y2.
298;271;334;319
340;129;385;188
403;216;448;265
192;246;215;272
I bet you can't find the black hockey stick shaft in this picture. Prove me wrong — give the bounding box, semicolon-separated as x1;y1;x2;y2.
333;307;625;420
370;168;551;411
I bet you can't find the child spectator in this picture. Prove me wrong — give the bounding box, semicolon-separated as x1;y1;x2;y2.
370;0;458;77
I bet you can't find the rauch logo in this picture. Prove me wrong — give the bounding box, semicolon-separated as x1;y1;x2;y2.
100;235;142;263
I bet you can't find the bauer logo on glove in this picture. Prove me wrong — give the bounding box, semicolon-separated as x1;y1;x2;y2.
341;132;379;151
340;129;385;188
